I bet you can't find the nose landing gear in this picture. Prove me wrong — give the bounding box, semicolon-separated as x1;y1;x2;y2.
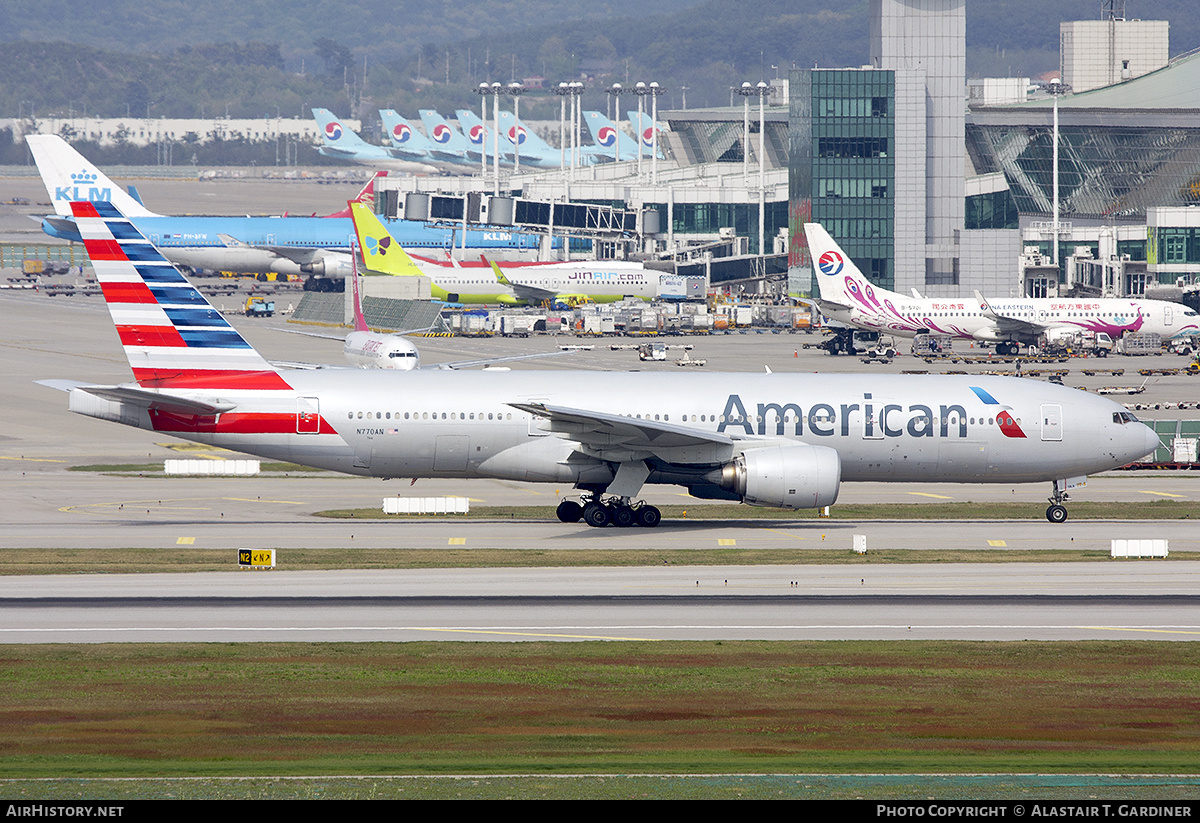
1046;480;1071;523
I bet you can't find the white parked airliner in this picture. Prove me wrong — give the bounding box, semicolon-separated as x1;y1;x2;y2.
805;224;1199;356
39;202;1160;525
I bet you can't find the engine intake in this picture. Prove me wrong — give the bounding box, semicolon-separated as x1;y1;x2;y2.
714;442;841;510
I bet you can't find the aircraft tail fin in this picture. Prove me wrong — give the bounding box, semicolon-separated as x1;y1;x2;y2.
495;110;554;156
349;234;370;333
455;109;511;158
379;110;436;153
312;108;370;149
418;109;472;154
627;110;665;158
803;223;902;311
71;200;289;391
324;171;387;218
349;202;425;277
26;135;159;219
582;111;636;158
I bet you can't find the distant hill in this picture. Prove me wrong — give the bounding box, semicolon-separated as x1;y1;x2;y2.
3;0;1199;120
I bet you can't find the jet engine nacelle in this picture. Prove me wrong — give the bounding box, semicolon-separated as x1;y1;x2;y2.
293;253;355;279
715;442;841;510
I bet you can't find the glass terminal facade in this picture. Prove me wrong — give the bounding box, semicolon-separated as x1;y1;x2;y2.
966;117;1200;222
790;68;896;291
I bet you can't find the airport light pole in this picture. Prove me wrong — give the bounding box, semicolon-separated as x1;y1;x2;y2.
507;81;526;174
555;82;569;171
608;83;625;164
633;81;648;178
756;80;770;257
647;81;665;186
1046;77;1070;277
475;82;490;178
491;81;503;195
735;81;754;185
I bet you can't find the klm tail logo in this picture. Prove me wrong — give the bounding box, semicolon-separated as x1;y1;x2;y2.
55;170;111;203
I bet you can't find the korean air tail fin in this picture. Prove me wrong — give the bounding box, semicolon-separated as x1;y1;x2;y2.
26;135;159;219
627;109;665;159
71;200;289;391
312;108;372;150
494;110;555;157
349;202;425;277
582;111;637;159
379;110;437;154
418;110;473;154
455;109;512;160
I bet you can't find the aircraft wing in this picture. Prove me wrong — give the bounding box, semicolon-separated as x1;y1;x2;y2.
974;290;1046;339
508;282;558;303
221;237;324;266
427;349;577;371
481;256;556;303
510;401;737;464
36;380;236;415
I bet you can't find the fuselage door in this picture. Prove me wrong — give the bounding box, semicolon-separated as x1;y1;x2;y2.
297;396;321;434
1040;404;1062;442
1165;305;1174;327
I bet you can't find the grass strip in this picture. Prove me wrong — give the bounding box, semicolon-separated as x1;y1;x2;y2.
1;641;1199;777
318;500;1200;521
0;547;1151;575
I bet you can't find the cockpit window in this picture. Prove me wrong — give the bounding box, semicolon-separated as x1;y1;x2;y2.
1113;411;1139;424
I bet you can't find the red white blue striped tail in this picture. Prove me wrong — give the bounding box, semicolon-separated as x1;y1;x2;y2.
72;200;291;391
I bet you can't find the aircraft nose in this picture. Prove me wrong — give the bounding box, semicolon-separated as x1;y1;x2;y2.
1141;423;1162;460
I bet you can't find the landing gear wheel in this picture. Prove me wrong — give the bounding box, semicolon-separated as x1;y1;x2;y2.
1046;504;1068;523
636;505;662;528
612;505;637;528
583;502;611;528
556;500;583;523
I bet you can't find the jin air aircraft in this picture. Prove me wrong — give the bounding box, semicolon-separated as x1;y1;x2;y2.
38;200;1161;526
805;224;1199;355
350;202;659;305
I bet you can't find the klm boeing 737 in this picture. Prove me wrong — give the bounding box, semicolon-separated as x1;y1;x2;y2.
39;200;1161;526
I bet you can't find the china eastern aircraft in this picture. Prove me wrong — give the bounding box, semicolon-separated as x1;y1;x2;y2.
350;202;659;305
27;135;542;289
805;223;1200;355
39;200;1161;526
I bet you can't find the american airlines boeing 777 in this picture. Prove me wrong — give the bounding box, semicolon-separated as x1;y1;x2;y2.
40;202;1160;525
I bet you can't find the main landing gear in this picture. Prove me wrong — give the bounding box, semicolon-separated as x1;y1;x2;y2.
556;495;662;528
1046;481;1070;523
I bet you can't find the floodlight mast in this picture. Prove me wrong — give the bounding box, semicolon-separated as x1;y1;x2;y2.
507;81;526;173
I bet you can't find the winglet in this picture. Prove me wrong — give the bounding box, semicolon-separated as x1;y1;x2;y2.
349;202;424;276
974;289;1000;319
480;255;514;287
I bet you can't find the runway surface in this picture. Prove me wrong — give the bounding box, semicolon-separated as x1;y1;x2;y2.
2;284;1199;643
3;563;1198;643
